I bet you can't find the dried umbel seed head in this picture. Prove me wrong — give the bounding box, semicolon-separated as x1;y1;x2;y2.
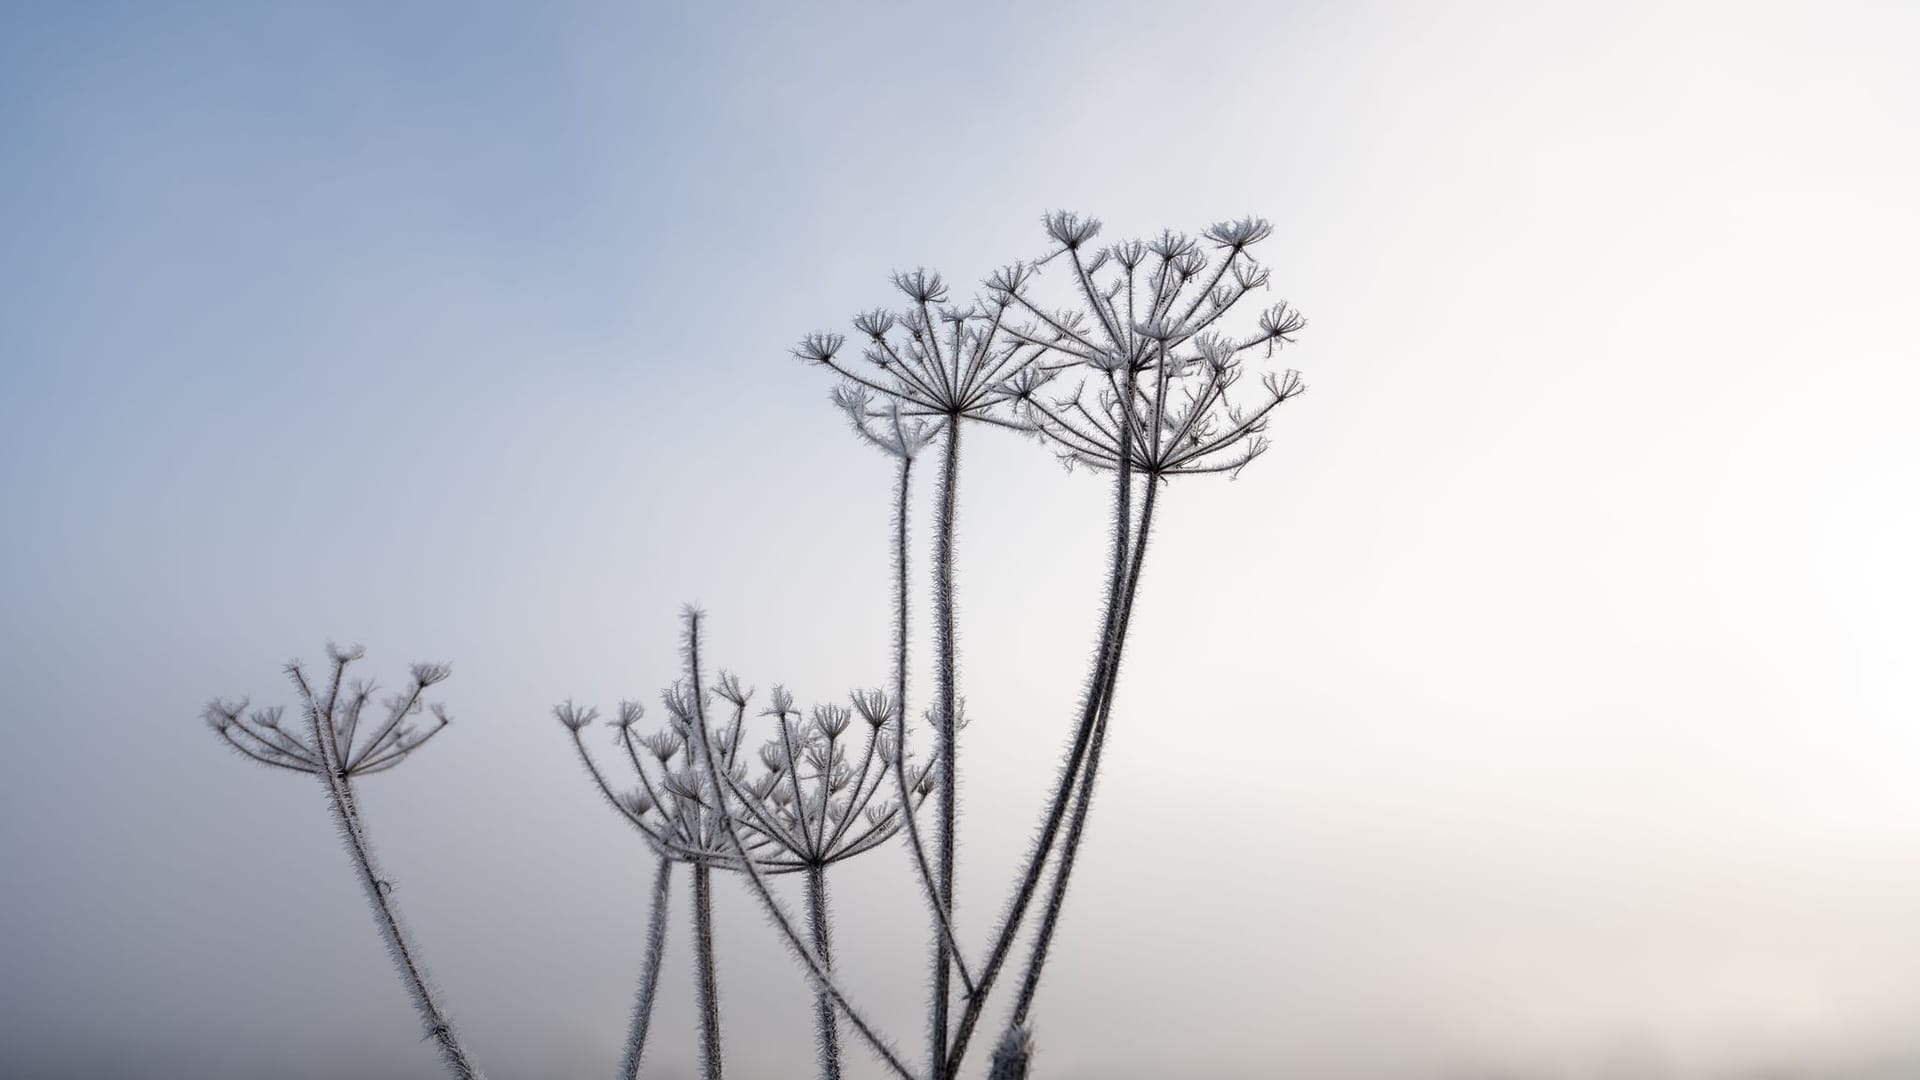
851;688;895;728
326;642;367;664
615;700;646;730
555;701;599;732
640;730;682;762
1204;216;1273;250
794;331;845;364
211;649;459;780
759;742;790;774
813;703;852;740
1042;210;1101;250
891;267;947;304
761;685;796;718
713;670;752;708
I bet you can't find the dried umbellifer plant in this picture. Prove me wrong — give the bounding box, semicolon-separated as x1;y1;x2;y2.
203;210;1309;1080
204;646;483;1080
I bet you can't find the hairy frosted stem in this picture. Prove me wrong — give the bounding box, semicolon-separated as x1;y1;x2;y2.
944;450;1134;1079
307;716;482;1079
1010;478;1159;1027
890;452;977;995
619;855;674;1080
929;419;962;1079
929;417;967;1068
692;862;724;1080
806;865;843;1080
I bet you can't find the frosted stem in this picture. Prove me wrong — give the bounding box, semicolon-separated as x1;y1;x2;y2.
944;448;1134;1079
619;855;674;1080
1010;478;1159;1026
692;862;724;1080
308;714;482;1079
929;419;962;1078
806;865;843;1080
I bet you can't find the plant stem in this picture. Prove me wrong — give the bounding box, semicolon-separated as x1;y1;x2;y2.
692;862;723;1080
929;418;962;1078
300;687;481;1080
891;453;977;994
943;449;1135;1079
1010;474;1161;1027
620;855;674;1080
806;864;843;1080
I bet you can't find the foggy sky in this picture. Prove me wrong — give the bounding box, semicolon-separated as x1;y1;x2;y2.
3;2;1919;1078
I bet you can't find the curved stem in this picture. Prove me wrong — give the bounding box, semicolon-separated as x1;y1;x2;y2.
692;862;723;1080
944;450;1135;1079
619;855;674;1080
307;728;482;1078
1010;479;1160;1027
888;453;980;997
806;865;843;1080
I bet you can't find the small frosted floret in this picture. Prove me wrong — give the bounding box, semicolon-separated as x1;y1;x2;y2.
1042;210;1101;250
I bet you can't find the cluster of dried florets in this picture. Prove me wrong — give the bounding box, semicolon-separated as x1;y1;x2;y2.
563;682;933;873
206;645;453;779
991;212;1307;477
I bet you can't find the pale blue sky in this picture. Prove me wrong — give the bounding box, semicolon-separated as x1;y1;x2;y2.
4;3;1919;1078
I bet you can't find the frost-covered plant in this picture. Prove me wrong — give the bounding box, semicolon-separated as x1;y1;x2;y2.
558;699;731;1080
204;646;482;1080
561;675;931;1080
203;211;1309;1080
796;277;1030;1076
787;211;1309;1077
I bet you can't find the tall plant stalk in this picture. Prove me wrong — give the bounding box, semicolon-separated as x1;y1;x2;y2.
1011;479;1160;1028
619;854;674;1080
804;865;842;1080
928;417;961;1076
942;449;1135;1077
318;765;482;1079
691;863;723;1080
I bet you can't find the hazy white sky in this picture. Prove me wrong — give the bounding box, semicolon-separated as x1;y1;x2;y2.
3;2;1918;1078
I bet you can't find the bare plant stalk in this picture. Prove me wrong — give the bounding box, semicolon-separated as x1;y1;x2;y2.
692;862;723;1080
882;433;975;994
1011;479;1160;1027
928;418;962;1079
318;771;483;1080
805;865;843;1080
944;449;1134;1077
620;854;674;1080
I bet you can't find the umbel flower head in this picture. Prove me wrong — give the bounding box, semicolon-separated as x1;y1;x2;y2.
794;267;1034;429
991;211;1310;478
206;644;455;778
559;692;755;868
723;685;932;870
559;675;929;872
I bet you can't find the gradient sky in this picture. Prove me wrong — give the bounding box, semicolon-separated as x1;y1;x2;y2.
4;2;1919;1078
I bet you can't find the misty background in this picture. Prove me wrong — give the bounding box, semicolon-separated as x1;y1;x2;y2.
3;2;1918;1077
